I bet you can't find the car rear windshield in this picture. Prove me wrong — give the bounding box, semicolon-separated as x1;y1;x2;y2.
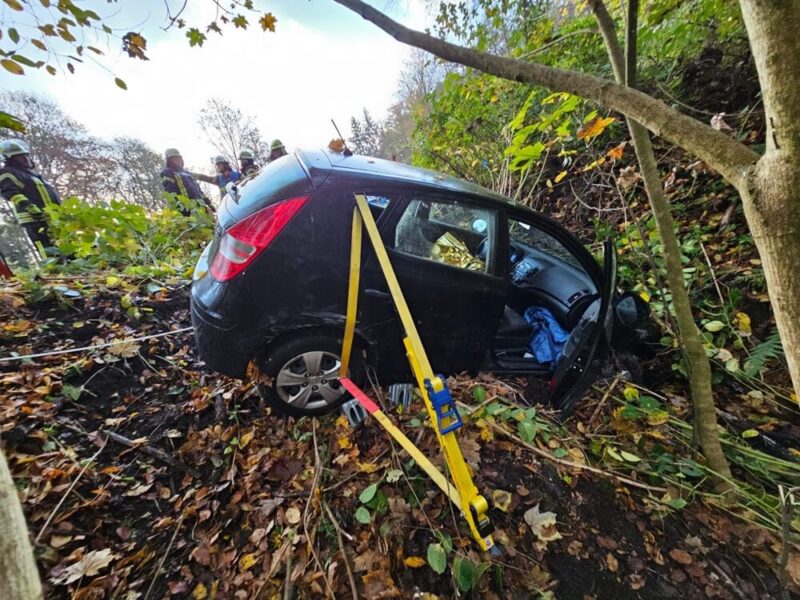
220;155;314;228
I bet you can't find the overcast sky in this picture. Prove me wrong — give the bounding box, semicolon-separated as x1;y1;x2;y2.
0;0;428;170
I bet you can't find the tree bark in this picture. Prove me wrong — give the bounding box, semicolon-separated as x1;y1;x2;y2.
589;0;731;481
737;0;800;401
0;446;43;600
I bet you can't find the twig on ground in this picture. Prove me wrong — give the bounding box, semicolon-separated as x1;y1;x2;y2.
283;531;294;600
588;375;621;430
143;511;186;600
322;501;359;600
302;419;334;597
35;436;108;543
707;558;749;600
60;421;199;477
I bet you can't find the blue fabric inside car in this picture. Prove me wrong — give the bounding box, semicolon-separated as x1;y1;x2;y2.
524;306;570;367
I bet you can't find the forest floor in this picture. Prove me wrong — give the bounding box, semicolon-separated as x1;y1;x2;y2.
1;270;798;599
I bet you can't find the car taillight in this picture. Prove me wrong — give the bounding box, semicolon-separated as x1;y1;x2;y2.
210;196;308;281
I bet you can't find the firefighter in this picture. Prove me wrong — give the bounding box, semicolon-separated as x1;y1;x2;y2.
193;155;242;199
239;148;259;177
0;138;62;258
268;139;288;163
160;148;215;216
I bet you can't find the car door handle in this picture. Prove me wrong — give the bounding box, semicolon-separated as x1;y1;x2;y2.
365;288;392;302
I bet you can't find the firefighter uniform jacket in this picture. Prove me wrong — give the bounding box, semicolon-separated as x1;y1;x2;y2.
242;163;259;177
0;164;61;255
160;167;213;215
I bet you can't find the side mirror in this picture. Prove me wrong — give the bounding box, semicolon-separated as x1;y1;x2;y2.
471;218;488;234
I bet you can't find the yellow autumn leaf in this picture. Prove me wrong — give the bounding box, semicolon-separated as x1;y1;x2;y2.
623;385;639;402
646;410;670;426
479;427;494;442
3;0;24;11
239;430;254;448
357;461;380;473
582;156;606;172
404;556;426;568
577;116;616;141
192;583;208;599
1;59;24;75
238;552;258;572
338;435;352;449
259;12;278;32
734;312;751;335
639;290;651;302
554;170;568;183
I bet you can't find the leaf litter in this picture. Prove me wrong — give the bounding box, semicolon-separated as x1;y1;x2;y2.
0;273;793;598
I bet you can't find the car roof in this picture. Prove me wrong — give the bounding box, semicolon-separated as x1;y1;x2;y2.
296;148;516;207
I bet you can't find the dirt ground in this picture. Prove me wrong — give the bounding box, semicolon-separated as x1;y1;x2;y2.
0;278;793;599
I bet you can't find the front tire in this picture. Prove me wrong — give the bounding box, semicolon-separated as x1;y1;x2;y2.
258;333;364;417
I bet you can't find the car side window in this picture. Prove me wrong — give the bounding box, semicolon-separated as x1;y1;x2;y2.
364;195;391;221
508;217;582;269
393;196;497;275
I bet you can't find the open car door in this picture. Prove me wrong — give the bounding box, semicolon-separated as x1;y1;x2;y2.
548;238;617;414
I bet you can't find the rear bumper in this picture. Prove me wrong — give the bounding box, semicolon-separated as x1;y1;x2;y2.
191;296;256;379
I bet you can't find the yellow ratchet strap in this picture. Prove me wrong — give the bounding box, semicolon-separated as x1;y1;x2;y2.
339;194;494;552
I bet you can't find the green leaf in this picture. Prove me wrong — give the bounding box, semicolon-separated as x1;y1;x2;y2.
620;450;641;463
472;385;486;403
232;14;248;29
704;320;725;333
0;110;25;132
552;448;568;458
9;28;20;43
355;506;371;524
668;498;688;510
427;543;447;574
741;429;760;439
114;77;127;90
517;420;536;444
359;482;378;504
62;384;82;401
485;401;506;416
186;28;206;47
453;556;476;592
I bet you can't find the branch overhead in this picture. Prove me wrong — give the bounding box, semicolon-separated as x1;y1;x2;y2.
333;0;760;187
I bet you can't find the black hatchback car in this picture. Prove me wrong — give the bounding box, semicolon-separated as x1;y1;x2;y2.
191;150;653;416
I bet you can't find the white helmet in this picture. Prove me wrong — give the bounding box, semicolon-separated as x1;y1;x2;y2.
1;138;31;159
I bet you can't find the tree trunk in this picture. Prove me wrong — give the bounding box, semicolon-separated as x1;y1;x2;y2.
590;0;731;481
742;154;800;398
0;446;43;600
737;0;800;400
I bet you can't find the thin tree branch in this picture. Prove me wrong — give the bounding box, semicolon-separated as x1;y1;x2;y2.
332;0;759;188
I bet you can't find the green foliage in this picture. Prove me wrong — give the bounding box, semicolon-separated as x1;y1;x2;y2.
743;330;784;377
427;543;447;574
452;555;490;592
45;196;213;276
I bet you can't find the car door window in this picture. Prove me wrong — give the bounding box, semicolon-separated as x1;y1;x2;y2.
393;197;497;275
508;218;582;269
